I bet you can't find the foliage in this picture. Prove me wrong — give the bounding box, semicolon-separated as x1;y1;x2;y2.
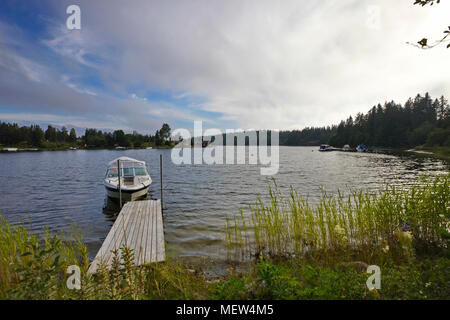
0;122;45;147
328;93;449;148
275;93;449;148
155;123;172;146
412;0;450;49
0;122;173;149
0;218;210;300
0;218;88;299
225;174;449;263
2;93;448;150
1;174;449;300
426;128;450;147
213;257;450;300
279;126;336;146
221;175;450;300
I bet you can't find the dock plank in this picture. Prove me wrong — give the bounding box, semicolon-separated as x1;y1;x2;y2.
151;199;157;262
144;200;153;265
88;203;131;272
103;202;135;267
132;201;146;264
139;200;150;265
88;199;165;273
156;200;165;261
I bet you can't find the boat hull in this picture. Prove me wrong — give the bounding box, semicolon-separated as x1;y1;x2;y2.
105;185;149;201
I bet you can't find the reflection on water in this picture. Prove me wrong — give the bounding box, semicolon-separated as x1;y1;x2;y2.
102;197;121;220
0;147;447;259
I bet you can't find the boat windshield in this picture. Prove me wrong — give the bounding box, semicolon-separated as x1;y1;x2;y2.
106;168;118;178
134;168;147;176
122;167;134;177
106;167;148;178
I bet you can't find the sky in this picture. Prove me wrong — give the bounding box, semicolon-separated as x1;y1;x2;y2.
0;0;449;135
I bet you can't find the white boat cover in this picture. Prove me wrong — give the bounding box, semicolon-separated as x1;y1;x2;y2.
107;157;146;168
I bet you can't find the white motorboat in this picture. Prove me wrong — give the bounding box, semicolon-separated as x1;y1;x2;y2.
319;144;332;152
342;144;353;152
104;157;152;202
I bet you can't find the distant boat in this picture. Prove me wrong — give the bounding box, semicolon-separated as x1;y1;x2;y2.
2;148;18;152
146;147;153;150
69;147;77;150
357;144;368;152
21;148;39;151
115;146;126;150
104;157;152;202
342;144;353;152
319;144;332;152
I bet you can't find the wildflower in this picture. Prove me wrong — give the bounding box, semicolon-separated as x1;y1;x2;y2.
395;230;413;243
439;214;445;219
403;231;413;241
425;282;431;288
382;245;389;253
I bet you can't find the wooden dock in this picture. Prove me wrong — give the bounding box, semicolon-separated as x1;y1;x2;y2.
88;199;165;273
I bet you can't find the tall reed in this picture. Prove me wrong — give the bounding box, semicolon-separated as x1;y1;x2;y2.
225;175;449;263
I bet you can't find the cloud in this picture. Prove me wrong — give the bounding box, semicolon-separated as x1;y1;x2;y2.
43;26;93;66
1;0;449;132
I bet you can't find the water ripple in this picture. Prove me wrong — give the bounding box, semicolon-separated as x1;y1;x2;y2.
0;147;447;259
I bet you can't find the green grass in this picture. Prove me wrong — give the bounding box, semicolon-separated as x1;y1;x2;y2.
0;220;88;299
417;146;450;159
0;174;448;300
212;257;450;300
0;219;210;300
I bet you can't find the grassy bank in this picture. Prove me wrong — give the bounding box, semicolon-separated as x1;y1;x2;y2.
223;174;449;299
413;146;450;159
0;220;210;300
0;175;448;300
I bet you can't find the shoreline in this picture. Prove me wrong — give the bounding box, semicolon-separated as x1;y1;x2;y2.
405;146;450;161
0;145;450;155
0;145;174;153
0;174;448;300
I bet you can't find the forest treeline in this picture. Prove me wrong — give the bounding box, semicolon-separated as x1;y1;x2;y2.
0;122;172;149
1;92;449;150
280;93;449;148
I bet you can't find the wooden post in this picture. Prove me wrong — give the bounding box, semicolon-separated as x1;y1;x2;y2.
160;154;163;214
117;159;122;209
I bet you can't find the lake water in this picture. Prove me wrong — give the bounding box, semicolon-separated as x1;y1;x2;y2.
0;147;448;260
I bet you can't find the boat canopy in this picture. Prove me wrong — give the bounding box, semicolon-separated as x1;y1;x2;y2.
107;157;146;169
